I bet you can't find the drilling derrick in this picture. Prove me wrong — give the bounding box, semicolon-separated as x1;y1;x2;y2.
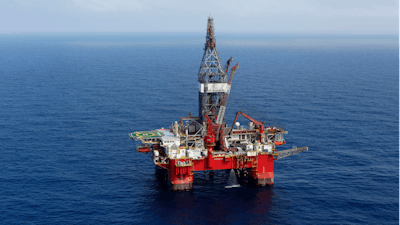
129;17;308;191
198;18;228;126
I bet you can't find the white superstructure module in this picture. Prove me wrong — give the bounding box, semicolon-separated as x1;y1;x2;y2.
129;111;295;163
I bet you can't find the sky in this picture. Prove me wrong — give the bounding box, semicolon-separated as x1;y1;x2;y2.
0;0;398;34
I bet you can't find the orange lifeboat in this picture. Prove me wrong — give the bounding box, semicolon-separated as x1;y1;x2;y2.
136;146;150;153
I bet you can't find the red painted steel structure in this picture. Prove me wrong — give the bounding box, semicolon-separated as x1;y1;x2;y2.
129;17;307;191
155;153;275;190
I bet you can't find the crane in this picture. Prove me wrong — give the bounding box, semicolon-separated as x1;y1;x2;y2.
231;111;264;132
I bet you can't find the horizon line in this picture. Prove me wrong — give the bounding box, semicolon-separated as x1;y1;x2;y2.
0;31;398;36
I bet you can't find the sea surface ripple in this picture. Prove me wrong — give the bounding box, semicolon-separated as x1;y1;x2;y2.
0;33;398;224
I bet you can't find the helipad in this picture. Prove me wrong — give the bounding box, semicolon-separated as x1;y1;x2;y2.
130;130;166;139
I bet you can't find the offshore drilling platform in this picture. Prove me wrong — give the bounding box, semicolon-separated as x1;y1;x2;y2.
129;18;308;191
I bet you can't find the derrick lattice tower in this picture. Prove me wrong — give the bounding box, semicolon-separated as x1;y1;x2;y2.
198;17;228;125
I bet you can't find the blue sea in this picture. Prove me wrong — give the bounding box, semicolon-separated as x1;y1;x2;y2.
0;33;398;224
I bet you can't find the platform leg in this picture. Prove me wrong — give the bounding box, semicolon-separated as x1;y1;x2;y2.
250;154;274;186
155;166;169;189
168;159;194;191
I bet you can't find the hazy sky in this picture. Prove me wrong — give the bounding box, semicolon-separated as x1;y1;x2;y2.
0;0;398;34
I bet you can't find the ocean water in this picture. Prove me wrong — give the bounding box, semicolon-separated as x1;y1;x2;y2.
0;33;398;224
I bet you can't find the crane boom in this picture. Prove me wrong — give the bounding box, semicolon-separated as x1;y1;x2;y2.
231;111;264;128
216;63;239;125
224;57;233;73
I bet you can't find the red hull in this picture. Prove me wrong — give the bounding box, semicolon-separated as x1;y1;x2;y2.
166;153;274;190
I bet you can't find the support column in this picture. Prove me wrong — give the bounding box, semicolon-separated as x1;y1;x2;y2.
168;159;194;191
250;154;274;186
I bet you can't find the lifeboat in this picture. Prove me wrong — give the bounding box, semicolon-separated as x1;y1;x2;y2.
136;146;150;153
274;141;286;146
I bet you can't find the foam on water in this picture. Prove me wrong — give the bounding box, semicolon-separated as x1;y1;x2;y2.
225;169;240;188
